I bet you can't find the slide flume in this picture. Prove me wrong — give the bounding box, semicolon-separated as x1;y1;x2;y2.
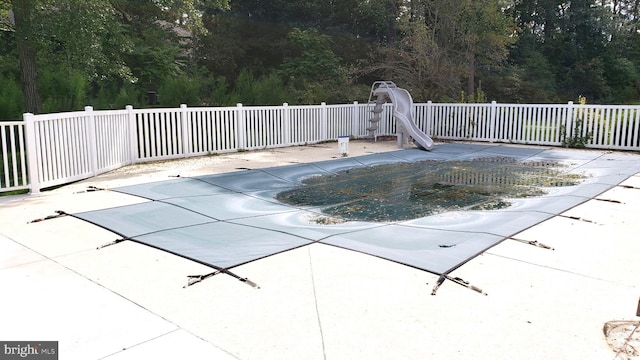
373;86;434;150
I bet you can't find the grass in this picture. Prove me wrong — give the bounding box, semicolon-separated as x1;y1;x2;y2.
0;189;28;196
0;151;29;196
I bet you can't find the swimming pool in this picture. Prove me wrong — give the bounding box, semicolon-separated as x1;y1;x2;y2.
73;142;640;281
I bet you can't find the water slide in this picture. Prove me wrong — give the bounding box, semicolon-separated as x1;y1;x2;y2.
370;82;434;150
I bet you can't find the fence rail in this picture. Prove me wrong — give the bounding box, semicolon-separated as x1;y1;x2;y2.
2;101;639;194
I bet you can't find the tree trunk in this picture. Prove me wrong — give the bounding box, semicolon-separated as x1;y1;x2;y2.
13;0;42;114
467;54;475;102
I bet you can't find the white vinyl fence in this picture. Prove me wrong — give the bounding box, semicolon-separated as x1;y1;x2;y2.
0;121;28;192
1;101;639;194
428;102;640;148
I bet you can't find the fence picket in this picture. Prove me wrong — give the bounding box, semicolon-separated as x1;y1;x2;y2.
634;109;640;148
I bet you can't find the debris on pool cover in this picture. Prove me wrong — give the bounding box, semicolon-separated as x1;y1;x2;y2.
276;157;586;222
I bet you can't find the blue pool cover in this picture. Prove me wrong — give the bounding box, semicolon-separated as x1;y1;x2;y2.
74;143;640;277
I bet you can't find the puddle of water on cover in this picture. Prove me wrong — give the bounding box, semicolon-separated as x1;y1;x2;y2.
276;157;586;222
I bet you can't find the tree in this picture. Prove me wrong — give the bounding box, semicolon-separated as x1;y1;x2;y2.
12;0;41;114
366;20;450;100
3;0;639;112
280;28;342;82
7;0;132;113
4;0;230;114
602;0;640;102
509;0;628;102
457;0;516;101
363;0;514;102
279;28;347;103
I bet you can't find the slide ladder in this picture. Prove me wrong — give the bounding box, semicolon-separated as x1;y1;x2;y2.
367;81;433;150
366;85;388;141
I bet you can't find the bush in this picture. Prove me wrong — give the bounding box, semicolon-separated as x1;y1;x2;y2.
0;76;24;120
158;74;202;107
40;69;89;113
200;76;235;106
253;73;288;105
92;84;146;109
232;69;289;105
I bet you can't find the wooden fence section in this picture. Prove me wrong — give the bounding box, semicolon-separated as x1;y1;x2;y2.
1;101;639;194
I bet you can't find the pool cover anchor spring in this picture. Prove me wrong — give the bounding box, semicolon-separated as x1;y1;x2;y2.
28;210;68;223
431;274;487;296
558;214;597;224
74;186;106;194
185;270;260;289
511;237;555;250
97;238;126;249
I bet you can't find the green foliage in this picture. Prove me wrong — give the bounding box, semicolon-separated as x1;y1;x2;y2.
461;82;487;103
231;69;288;105
156;70;289;107
125;26;184;87
603;57;639;103
0;28;18;77
371;18;447;101
152;0;230;35
40;69;89;113
474;67;521;103
158;74;203;106
277;28;358;104
561;96;593;148
36;0;133;83
355;0;397;41
232;69;257;104
280;28;342;82
572;58;611;102
508;0;639;103
199;76;234;106
561;119;593;148
92;84;146;109
252;73;288;105
0;75;24;120
4;0;640;112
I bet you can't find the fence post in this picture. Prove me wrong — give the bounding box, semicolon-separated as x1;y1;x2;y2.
85;106;98;176
23;113;40;194
126;105;137;164
321;102;328;140
236;103;246;150
282;103;290;145
351;101;360;137
180;104;189;157
489;100;497;142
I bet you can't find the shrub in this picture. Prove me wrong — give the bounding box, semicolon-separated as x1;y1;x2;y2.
92;83;146;109
0;76;24;120
40;69;89;113
231;69;289;105
158;74;202;107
